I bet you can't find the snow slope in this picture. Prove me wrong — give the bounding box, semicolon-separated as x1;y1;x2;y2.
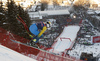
51;25;80;53
0;45;37;61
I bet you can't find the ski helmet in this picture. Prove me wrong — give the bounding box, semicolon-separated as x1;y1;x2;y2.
46;21;51;28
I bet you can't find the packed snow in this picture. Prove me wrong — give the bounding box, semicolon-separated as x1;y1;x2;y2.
0;45;36;61
51;25;80;53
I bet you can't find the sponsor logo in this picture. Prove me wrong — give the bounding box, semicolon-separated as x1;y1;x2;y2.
93;36;100;43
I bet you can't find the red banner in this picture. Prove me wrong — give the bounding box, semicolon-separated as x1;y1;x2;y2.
37;51;82;61
93;36;100;43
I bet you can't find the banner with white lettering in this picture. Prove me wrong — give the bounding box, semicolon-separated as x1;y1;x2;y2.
93;36;100;43
37;51;82;61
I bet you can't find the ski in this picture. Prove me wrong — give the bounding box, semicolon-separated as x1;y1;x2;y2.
10;39;39;48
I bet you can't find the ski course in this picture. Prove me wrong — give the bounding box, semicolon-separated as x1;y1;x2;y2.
49;25;80;54
0;26;82;61
0;45;36;61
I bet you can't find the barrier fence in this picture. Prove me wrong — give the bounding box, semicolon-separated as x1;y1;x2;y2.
37;51;83;61
0;27;83;61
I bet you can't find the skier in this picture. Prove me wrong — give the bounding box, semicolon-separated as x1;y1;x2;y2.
29;21;51;43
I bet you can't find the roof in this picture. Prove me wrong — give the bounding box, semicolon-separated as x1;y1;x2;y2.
39;9;70;16
0;12;4;15
28;9;70;16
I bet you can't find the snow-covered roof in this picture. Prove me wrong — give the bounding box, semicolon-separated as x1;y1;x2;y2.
39;9;70;16
0;12;4;15
95;16;100;21
28;12;39;15
87;11;95;14
28;9;70;16
86;9;96;15
28;9;70;20
95;10;100;14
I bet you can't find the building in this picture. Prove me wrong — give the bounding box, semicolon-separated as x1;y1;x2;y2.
0;0;35;9
28;9;70;20
0;0;100;9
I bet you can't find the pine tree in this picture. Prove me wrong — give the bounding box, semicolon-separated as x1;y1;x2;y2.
0;0;5;26
0;1;3;12
6;0;31;39
18;5;30;27
17;5;31;39
7;0;19;34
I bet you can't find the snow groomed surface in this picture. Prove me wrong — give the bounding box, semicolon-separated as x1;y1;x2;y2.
0;45;36;61
0;27;82;61
50;25;80;53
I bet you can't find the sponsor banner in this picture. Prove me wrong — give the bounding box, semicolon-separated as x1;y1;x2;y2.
93;36;100;43
37;51;82;61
